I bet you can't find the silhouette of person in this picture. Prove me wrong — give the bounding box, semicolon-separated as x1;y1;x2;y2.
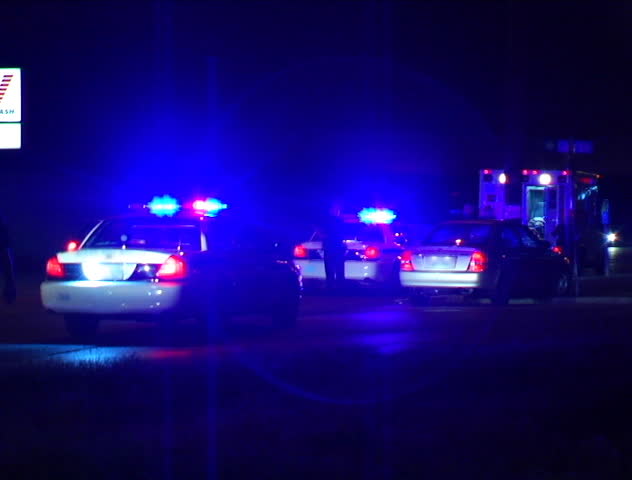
321;203;346;290
0;214;16;305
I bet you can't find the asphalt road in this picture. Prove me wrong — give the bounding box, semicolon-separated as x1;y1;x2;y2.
2;278;632;478
2;277;632;363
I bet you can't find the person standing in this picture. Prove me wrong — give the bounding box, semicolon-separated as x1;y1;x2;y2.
321;203;346;291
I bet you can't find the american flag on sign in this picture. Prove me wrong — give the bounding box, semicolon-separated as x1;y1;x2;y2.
0;74;13;103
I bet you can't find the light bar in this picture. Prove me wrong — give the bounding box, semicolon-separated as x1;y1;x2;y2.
147;195;181;217
191;197;228;217
358;208;397;225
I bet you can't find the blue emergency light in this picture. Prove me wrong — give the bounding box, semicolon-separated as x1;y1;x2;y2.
147;195;181;217
358;208;397;225
191;197;228;217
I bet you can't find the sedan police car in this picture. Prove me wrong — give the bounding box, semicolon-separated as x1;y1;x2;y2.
41;196;302;339
399;219;572;305
293;208;404;287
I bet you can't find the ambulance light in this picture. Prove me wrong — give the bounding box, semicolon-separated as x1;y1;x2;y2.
538;173;552;185
483;169;491;174
522;169;528;175
358;208;397;224
191;198;228;216
607;232;617;243
498;173;507;184
148;195;180;217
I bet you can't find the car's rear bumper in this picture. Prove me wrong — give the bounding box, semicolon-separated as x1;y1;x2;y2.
294;260;381;282
41;280;184;315
400;271;493;290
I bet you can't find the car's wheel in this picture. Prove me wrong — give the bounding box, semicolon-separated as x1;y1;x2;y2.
410;295;431;306
64;315;99;342
553;271;571;297
409;290;431;306
491;273;511;306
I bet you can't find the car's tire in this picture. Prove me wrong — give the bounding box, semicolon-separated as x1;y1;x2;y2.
409;291;431;306
553;271;571;297
64;315;99;342
411;296;431;306
491;273;511;306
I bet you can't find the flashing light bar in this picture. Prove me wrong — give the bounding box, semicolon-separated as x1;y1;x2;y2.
358;208;397;225
191;198;228;217
147;195;181;217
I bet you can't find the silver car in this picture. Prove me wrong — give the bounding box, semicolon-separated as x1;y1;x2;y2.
399;220;572;304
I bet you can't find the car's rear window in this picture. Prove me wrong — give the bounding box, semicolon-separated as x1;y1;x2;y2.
84;219;202;251
424;223;493;247
312;223;385;243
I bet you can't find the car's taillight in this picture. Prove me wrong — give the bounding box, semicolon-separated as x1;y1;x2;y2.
293;245;308;258
157;255;187;279
46;256;65;278
468;251;488;272
552;245;563;255
400;250;414;271
364;246;380;260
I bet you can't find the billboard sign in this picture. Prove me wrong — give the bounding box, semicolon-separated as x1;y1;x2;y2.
0;68;21;123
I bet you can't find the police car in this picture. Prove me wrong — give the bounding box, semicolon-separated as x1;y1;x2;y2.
41;196;302;339
293;208;405;286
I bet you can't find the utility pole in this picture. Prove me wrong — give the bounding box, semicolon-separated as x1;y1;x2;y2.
565;140;580;296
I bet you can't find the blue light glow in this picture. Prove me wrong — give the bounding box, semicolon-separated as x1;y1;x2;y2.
358;208;397;224
148;195;180;217
192;197;228;216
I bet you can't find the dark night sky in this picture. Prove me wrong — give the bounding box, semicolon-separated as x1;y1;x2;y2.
1;0;631;261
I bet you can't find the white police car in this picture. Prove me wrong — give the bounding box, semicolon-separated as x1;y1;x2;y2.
293;208;404;286
41;196;302;339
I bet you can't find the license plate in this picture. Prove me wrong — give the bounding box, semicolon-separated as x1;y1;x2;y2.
81;263;125;281
422;255;457;270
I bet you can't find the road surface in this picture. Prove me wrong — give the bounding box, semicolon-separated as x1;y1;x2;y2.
1;278;632;478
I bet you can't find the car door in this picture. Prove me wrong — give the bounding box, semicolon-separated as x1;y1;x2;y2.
516;226;555;293
496;225;532;293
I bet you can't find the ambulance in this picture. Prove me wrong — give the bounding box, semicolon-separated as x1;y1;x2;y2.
478;168;608;274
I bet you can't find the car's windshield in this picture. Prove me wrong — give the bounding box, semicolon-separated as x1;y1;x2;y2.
84;219;202;251
424;223;493;247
